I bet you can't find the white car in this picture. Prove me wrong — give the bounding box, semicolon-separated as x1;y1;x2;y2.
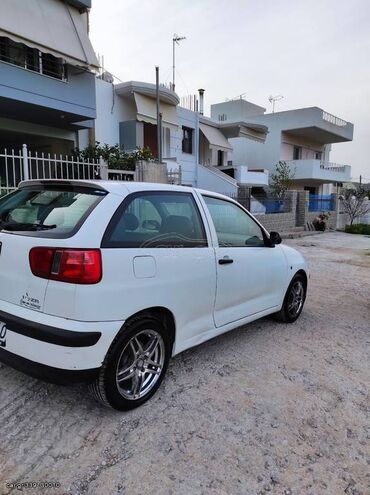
0;180;308;410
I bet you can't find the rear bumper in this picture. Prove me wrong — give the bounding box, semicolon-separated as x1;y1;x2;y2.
0;300;124;374
0;347;99;385
0;309;101;348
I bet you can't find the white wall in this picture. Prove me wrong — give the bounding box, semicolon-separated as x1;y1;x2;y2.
175;107;198;186
81;78;137;147
197;165;237;195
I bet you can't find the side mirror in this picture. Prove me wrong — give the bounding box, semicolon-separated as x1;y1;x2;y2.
269;231;282;245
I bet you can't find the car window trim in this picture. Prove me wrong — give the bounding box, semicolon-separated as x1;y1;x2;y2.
101;190;209;249
201;194;270;248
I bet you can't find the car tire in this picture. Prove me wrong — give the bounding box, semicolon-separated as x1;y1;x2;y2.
273;273;307;323
89;316;171;411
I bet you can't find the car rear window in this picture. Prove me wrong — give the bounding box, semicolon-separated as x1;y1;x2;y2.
0;185;107;238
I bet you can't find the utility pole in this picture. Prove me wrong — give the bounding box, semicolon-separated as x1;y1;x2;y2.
155;66;162;163
172;34;186;91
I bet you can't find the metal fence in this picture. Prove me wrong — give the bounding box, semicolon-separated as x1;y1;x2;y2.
0;145;182;195
226;191;291;215
0;145;100;195
308;194;335;212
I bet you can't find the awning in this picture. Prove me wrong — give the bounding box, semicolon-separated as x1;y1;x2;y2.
199;123;232;151
0;0;99;68
134;92;178;128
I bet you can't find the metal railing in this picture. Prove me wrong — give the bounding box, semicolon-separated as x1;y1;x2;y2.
0;145;182;195
0;145;100;195
309;194;335;212
322;111;347;127
226;191;292;215
319;161;347;173
108;169;135;181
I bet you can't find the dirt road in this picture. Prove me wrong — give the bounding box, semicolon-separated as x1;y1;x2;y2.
1;232;369;495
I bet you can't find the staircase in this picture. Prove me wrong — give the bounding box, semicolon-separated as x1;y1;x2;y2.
197;164;238;194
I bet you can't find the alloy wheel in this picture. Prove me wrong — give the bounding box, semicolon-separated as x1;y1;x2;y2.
115;329;165;400
287;280;304;318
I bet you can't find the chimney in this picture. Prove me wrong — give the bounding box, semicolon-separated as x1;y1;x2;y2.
198;88;205;115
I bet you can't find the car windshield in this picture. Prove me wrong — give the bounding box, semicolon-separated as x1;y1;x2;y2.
0;185;106;238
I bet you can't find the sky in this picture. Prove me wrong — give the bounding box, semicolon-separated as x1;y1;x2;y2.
89;0;370;181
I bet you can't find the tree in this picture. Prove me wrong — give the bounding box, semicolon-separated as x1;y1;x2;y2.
339;187;370;225
72;142;154;171
270;161;295;198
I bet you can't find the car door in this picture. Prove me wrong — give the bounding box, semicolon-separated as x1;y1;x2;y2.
201;195;288;328
99;190;217;349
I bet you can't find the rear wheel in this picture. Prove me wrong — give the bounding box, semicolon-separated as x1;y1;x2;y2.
274;274;306;323
89;316;170;410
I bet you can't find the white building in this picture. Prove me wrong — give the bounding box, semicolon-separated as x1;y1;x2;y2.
211;99;354;194
79;79;269;194
0;0;99;155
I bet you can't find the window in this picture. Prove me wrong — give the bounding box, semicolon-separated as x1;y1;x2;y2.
103;192;207;248
182;127;193;154
217;150;224;166
315;151;322;160
0;36;67;81
203;196;266;247
293;146;302;160
42;53;66;79
0;186;106;238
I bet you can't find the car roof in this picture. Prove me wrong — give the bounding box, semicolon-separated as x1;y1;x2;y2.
18;179;235;202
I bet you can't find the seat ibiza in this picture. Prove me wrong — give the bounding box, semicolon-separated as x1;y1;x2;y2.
0;180;308;410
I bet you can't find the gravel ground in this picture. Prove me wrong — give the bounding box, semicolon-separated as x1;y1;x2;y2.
0;231;369;495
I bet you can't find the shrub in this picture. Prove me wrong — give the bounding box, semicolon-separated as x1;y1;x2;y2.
344;223;370;235
72;142;154;171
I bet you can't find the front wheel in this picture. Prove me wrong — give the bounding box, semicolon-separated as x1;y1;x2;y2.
89;316;171;410
274;274;307;323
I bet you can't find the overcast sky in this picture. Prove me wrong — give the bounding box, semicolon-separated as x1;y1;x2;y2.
89;0;370;180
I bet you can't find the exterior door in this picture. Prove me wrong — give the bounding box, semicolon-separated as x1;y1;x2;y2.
143;123;158;158
202;195;287;328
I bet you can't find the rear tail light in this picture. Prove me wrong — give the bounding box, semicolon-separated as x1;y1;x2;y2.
29;247;102;284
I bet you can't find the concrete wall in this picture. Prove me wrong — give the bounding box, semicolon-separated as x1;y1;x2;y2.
175;107;198;186
211;99;266;120
248;190;340;233
197;165;237;195
92;78;136;146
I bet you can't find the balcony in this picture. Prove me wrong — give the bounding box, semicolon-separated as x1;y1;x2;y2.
0;60;96;129
234;166;269;186
282;107;353;144
286;159;351;183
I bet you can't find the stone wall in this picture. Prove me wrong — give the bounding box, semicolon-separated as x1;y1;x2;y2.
247;190;340;232
255;191;297;233
257;211;296;232
306;211;338;229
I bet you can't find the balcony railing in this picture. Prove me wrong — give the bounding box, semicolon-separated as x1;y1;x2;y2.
322;111;347;127
319;161;348;173
286;159;351;182
309;194;335;212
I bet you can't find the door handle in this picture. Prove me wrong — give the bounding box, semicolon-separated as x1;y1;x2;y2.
219;257;234;265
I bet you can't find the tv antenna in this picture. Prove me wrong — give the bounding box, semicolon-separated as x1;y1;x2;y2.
269;95;284;113
172;34;186;91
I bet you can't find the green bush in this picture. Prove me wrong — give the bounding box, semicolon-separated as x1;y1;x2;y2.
344;223;370;235
72;142;154;171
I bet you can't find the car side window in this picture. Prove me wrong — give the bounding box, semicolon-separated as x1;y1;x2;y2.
103;192;208;248
203;196;266;247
